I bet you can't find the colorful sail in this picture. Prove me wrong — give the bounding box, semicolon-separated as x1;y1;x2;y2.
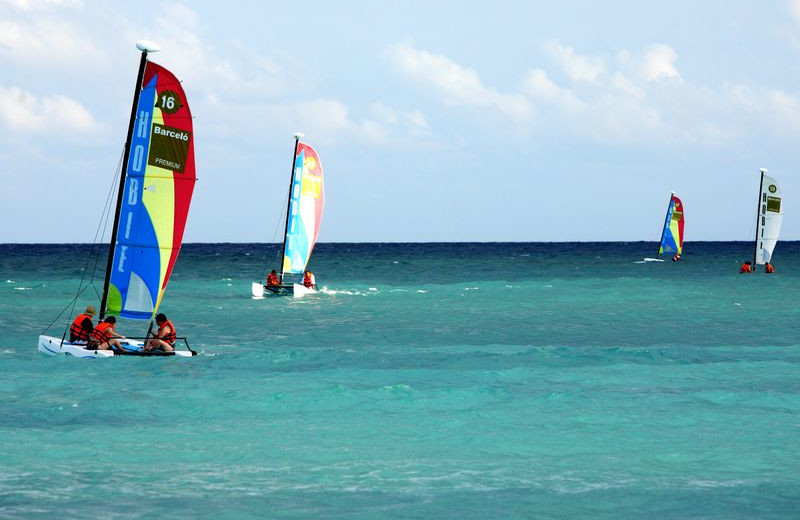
658;194;684;256
107;61;196;319
282;142;325;274
755;174;783;264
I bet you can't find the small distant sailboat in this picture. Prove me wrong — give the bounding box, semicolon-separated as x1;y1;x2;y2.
752;168;783;267
38;40;197;358
643;193;684;262
252;133;325;298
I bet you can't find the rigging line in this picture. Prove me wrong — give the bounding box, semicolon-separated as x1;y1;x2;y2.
50;148;125;338
269;192;289;269
89;149;124;285
41;284;97;335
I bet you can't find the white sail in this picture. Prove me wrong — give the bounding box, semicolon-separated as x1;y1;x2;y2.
755;174;783;264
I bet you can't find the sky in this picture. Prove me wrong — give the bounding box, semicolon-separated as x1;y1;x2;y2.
2;0;800;242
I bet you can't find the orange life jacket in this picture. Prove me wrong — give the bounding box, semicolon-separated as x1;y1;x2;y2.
158;320;177;345
765;264;775;273
69;313;93;342
91;322;114;343
303;274;314;288
739;263;752;273
266;273;280;286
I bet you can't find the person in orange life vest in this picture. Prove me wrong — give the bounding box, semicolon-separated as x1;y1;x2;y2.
145;313;177;352
303;269;316;288
266;270;280;287
672;254;682;262
69;305;96;343
739;261;754;274
89;316;126;351
765;262;775;274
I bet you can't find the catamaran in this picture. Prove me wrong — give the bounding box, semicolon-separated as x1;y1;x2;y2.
38;40;197;358
751;168;783;268
643;193;684;262
252;133;325;298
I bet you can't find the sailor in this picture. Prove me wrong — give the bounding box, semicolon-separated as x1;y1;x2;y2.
145;313;177;352
672;254;682;262
765;262;775;274
69;305;96;343
739;261;754;274
266;270;280;287
303;269;316;288
89;316;126;351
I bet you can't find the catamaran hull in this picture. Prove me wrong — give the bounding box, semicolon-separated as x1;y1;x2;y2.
251;282;317;298
38;335;194;358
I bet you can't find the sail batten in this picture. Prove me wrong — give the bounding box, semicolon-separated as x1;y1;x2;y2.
107;61;196;320
658;194;684;257
282;142;324;275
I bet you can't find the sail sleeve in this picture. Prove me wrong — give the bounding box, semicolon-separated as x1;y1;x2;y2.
658;194;684;256
755;175;783;264
107;60;196;319
282;142;325;274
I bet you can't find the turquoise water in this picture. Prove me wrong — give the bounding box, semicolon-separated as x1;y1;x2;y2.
1;242;799;519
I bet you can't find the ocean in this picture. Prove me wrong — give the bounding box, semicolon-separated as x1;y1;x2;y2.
1;242;799;519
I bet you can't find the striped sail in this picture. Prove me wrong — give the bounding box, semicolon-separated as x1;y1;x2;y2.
658;194;684;256
755;174;783;265
282;142;325;275
107;61;196;319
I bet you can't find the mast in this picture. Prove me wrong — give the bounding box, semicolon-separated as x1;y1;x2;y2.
279;132;303;283
99;41;159;319
753;168;767;266
656;192;675;259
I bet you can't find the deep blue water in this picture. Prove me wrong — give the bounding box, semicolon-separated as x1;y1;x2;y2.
1;242;799;519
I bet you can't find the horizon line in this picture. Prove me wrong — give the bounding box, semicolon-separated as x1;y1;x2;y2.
1;240;795;246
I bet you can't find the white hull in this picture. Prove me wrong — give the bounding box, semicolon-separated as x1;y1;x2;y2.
38;335;194;358
251;282;318;298
292;283;317;298
251;282;266;298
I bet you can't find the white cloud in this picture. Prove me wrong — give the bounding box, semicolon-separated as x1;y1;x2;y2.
0;86;100;133
543;41;606;82
522;69;584;111
725;83;800;132
1;0;83;10
121;3;287;102
791;0;800;20
0;16;102;65
383;41;532;121
370;102;430;139
618;44;682;83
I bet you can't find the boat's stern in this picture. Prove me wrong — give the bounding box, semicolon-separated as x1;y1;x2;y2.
251;282;266;298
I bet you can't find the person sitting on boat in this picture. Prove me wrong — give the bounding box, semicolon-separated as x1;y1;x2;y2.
145;313;177;352
671;254;682;262
266;270;280;287
765;262;775;274
739;261;754;274
89;316;126;351
303;269;316;288
69;305;96;344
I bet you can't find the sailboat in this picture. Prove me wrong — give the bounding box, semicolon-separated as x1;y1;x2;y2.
38;40;197;358
752;168;783;267
252;132;325;298
643;193;684;262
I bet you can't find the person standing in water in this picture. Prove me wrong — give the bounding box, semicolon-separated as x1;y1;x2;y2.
765;262;775;274
739;261;754;273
